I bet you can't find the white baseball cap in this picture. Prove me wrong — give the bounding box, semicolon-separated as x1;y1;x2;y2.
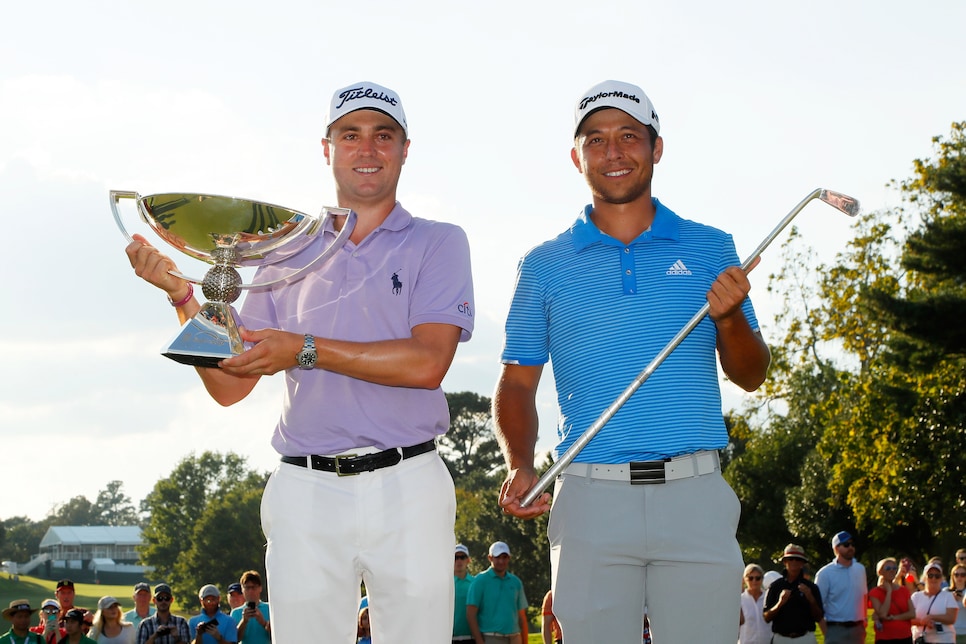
198;584;220;599
489;541;510;557
455;544;470;556
326;81;408;137
574;80;660;137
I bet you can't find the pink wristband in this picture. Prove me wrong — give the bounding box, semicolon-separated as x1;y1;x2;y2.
168;282;194;307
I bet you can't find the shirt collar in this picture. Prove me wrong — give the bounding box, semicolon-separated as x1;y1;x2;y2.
571;197;679;251
324;201;412;235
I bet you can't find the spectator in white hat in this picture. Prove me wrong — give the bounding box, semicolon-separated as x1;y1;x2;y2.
466;542;528;644
910;561;958;643
29;598;64;644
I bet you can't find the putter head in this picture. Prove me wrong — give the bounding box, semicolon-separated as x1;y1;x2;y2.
819;189;860;217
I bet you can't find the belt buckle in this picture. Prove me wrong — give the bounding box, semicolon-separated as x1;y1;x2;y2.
334;453;359;476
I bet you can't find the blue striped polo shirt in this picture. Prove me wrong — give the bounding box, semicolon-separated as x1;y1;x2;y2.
501;198;759;463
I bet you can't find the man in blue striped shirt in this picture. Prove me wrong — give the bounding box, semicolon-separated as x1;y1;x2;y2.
493;80;771;643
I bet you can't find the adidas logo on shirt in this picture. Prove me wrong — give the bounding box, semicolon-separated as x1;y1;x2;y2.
666;260;692;276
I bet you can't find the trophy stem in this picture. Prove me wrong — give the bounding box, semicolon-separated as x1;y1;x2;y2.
162;301;244;368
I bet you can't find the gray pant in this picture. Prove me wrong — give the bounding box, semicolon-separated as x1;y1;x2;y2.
823;622;866;644
549;470;743;643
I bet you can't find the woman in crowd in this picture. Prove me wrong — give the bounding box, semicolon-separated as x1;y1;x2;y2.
356;606;371;644
947;563;966;644
869;557;915;643
738;563;770;644
88;596;135;644
900;558;921;594
911;562;959;643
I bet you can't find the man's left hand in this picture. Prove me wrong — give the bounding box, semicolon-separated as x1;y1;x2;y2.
219;328;303;375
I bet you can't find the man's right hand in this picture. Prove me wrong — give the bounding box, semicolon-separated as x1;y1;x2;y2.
125;234;190;301
499;467;552;519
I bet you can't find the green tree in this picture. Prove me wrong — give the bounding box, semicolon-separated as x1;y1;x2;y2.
0;516;46;563
729;122;966;567
139;451;261;584
50;496;98;526
173;471;269;603
93;480;140;526
439;391;502;488
823;123;966;558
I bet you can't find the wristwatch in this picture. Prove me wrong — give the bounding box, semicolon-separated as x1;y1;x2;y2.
296;334;317;370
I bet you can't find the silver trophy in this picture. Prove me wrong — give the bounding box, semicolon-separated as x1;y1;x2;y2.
110;190;355;367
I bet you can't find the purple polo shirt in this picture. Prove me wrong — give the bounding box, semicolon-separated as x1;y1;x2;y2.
240;202;474;455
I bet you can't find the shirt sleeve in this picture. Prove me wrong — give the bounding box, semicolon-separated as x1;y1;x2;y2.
501;254;549;366
408;224;475;341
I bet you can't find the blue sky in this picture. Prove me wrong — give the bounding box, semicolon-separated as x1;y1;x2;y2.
2;0;964;521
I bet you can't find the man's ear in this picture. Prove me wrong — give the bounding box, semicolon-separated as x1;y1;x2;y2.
652;136;664;164
322;138;331;166
571;147;583;174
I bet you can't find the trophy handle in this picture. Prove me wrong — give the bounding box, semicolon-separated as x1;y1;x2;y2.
241;209;356;289
110;190;203;283
109;190;142;244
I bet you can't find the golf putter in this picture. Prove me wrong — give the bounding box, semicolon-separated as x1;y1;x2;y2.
520;188;860;508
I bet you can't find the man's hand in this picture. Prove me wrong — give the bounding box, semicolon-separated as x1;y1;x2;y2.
707;260;757;322
499;467;551;519
219;328;303;376
125;234;190;301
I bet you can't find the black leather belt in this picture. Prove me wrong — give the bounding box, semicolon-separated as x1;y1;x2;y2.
281;440;436;476
775;633;807;638
826;621;863;627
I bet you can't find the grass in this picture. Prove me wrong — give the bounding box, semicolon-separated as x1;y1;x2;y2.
0;574;193;627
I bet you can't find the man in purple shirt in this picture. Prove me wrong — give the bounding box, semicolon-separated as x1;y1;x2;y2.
126;81;475;643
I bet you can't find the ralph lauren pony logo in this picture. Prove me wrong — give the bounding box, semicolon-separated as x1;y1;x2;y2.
391;271;403;295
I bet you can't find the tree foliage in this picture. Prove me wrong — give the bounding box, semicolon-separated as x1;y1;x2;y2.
94;480;140;526
173;471;269;602
139;451;267;597
727;122;966;567
444;392;552;603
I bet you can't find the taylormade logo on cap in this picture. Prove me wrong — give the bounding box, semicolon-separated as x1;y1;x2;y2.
326;81;408;137
574;80;660;137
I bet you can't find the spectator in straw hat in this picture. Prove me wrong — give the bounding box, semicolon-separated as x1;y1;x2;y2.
764;544;824;643
2;599;42;644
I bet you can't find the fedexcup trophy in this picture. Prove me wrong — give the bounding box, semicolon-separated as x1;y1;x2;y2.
110;190;355;367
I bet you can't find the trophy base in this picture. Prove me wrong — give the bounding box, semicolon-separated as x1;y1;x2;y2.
162;301;244;368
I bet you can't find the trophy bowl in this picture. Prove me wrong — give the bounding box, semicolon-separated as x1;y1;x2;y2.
111;190;355;367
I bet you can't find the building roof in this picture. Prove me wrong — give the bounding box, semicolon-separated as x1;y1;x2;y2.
39;526;142;548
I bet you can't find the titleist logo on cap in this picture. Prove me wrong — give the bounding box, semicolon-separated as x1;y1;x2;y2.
579;90;641;111
335;86;399;110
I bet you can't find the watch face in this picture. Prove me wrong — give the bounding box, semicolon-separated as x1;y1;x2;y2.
297;334;316;369
298;351;316;368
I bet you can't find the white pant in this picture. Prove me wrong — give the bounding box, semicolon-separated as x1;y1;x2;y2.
549;470;744;643
261;449;456;642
